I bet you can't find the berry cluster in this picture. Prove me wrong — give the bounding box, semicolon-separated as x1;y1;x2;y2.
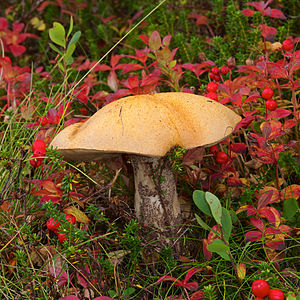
46;214;76;243
206;65;230;101
251;279;285;300
30;139;47;167
209;145;229;164
261;88;277;112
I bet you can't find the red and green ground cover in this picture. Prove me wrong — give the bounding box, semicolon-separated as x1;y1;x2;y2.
0;0;299;299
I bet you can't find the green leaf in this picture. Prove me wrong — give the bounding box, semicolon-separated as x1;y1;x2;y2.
49;22;66;48
67;16;73;38
193;190;212;217
58;61;64;72
206;239;230;261
49;43;63;55
195;213;211;231
65;43;76;64
68;31;81;47
221;208;232;242
283;198;299;219
205;192;222;224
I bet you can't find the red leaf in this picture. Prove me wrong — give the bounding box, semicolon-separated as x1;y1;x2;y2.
162;35;172;47
190;290;205;300
139;34;149;45
202;239;212;260
59;296;80;300
242;9;255;16
267;108;291;119
227;176;243;187
283;119;297;130
245;230;262;242
9;44;26;57
246;1;267;13
229;143;247;154
259;24;277;41
265;240;285;250
269;8;286;19
110;55;123;68
121;63;144;74
0;17;8;30
12;22;24;32
259;207;281;227
183;268;202;284
257;186;279;209
250;218;264;231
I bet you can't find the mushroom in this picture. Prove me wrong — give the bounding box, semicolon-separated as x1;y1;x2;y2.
50;92;241;242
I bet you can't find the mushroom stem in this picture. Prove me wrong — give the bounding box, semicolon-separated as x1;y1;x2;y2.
131;155;182;236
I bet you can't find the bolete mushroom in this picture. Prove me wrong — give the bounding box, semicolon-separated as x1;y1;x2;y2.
50;92;241;241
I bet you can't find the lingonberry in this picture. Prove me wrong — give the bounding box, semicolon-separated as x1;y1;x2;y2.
46;218;61;233
265;99;277;111
207;81;218;93
209;145;219;155
220;66;229;75
38;117;48;126
251;279;270;298
209;72;215;80
2;56;11;64
215;151;228;164
206;92;218;101
261;88;274;100
268;288;285;300
32;139;46;152
211;66;219;75
282;39;293;51
30;157;42;167
57;232;67;243
66;214;76;225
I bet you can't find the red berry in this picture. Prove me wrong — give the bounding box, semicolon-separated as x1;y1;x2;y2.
32;140;46;152
46;218;61;233
268;288;285;300
206;92;218;101
265;99;277;111
213;73;221;82
261;88;274;100
38;117;48;126
211;67;219;75
33;149;45;158
215;151;228;164
253;298;264;300
30;156;42;167
209;72;215;80
282;39;293;51
2;56;11;64
209;145;219;155
251;279;270;298
57;232;67;243
66;214;76;225
207;81;218;93
220;66;229;75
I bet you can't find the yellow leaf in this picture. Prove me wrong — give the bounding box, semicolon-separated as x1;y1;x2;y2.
64;206;90;223
30;17;46;31
237;263;246;280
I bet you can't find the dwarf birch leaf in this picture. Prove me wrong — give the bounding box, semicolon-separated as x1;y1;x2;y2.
193;190;212;216
67;16;73;38
283;198;299;219
206;239;230;261
205;192;222;224
68;31;81;47
221;207;232;242
195;213;211;231
49;22;66;48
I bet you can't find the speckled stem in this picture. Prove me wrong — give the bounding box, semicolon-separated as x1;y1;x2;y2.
131;155;182;236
